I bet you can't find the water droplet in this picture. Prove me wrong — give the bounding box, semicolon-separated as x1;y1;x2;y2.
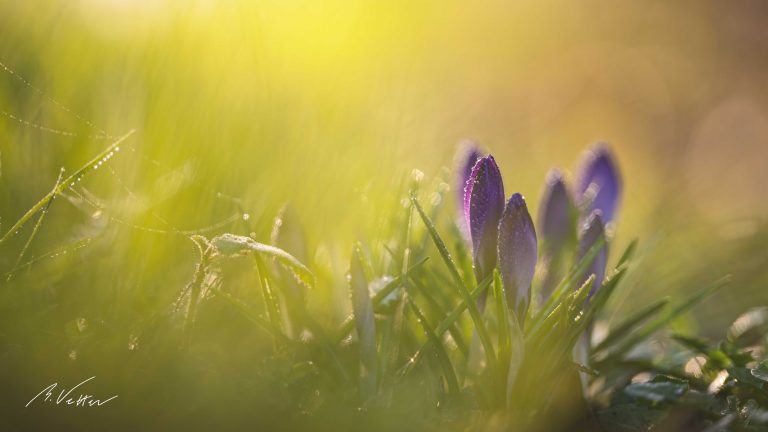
76;318;88;332
128;334;139;351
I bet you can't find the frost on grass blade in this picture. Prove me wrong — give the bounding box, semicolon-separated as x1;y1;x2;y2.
497;193;537;320
350;244;377;398
211;233;314;288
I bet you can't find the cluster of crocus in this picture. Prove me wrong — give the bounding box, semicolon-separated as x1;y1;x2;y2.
457;142;622;322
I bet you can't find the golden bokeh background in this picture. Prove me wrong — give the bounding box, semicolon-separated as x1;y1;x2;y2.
1;0;767;333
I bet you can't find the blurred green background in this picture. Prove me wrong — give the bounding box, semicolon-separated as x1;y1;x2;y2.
1;0;767;428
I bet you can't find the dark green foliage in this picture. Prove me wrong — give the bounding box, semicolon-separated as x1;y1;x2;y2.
0;163;752;432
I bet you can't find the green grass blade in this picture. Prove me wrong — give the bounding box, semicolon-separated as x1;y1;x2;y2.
410;276;469;358
575;269;626;340
0;129;135;246
406;296;460;396
6;168;64;282
254;254;285;339
592;297;669;354
334;256;429;343
396;275;492;379
493;269;512;407
212;290;289;342
616;238;639;267
350;244;378;397
434;275;493;337
529;236;607;332
211;233;315;288
601;276;730;363
527;274;594;343
410;194;497;371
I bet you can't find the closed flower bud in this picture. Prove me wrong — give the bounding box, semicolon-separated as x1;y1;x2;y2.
498;193;537;318
577;144;622;224
538;169;576;255
577;210;608;301
464;155;505;282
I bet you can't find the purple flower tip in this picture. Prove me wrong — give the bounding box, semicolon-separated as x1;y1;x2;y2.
577;210;608;300
455;140;482;207
498;193;537;316
577;143;622;224
538;169;576;254
464;155;505;281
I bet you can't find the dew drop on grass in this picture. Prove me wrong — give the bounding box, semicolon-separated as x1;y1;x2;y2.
128;334;139;351
76;317;87;332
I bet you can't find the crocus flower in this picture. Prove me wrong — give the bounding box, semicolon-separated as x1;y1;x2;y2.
577;144;622;224
537;169;576;301
455;140;482;209
464;155;505;283
577;210;608;301
498;193;537;318
538;169;576;255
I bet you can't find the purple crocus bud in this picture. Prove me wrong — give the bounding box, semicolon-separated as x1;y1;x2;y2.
464;155;505;282
538;169;576;255
577;144;622;224
577;210;608;301
455;140;482;208
498;193;538;317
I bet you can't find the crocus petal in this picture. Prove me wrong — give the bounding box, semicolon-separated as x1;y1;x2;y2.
577;210;608;301
498;193;537;317
538;169;576;255
455;140;482;209
577;143;622;224
464;155;505;281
